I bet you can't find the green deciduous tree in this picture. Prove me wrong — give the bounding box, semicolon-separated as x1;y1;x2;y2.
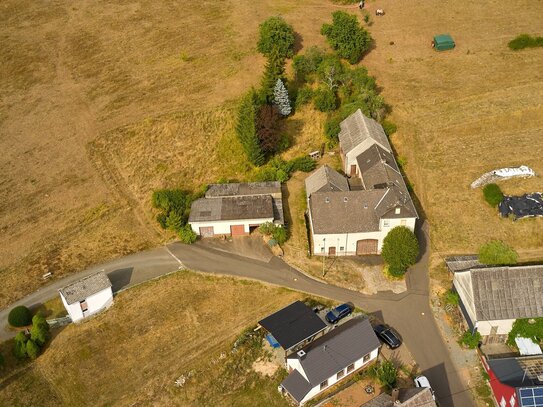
482;183;503;207
260;49;286;103
273;79;292;116
236;90;265;166
381;226;419;277
14;332;28;360
292;46;325;82
178;224;197;244
372;360;397;389
257;104;281;155
257;16;295;59
478;240;518;265
30;314;49;347
321;11;372;64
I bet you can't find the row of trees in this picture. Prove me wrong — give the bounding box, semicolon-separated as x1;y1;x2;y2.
14;313;50;360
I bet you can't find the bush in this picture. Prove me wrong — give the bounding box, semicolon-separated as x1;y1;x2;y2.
321;11;372;64
13;332;28;360
381;120;397;136
459;330;481;349
508;34;543;50
257;16;295;59
507;318;543;347
295;86;313;108
482;183;503;207
381;226;419;277
371;360;397;389
25;339;40;360
478;240;518;265
8;306;32;327
178;224;197;244
258;222;289;244
290;156;317;173
324;117;341;144
313;87;338;112
444;290;460;306
30;313;49;347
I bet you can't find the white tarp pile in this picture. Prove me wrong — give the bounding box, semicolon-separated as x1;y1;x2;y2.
471;165;536;189
515;337;543;356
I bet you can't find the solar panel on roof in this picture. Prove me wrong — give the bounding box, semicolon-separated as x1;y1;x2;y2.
519;387;543;407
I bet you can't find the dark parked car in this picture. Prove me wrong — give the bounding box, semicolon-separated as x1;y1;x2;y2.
325;303;353;324
373;324;402;349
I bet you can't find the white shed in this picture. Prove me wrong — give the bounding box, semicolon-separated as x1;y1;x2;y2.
59;272;113;323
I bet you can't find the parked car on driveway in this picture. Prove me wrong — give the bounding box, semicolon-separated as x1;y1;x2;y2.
414;375;436;400
373;324;402;349
325;303;353;324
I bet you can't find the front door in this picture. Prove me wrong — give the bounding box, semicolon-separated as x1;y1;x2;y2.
328;246;336;256
350;165;357;176
199;226;214;238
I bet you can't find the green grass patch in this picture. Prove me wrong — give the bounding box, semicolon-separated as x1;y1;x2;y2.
458;330;481;349
482;183;503;207
508;34;543;50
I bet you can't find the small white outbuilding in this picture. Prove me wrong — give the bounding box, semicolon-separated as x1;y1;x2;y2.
59;272;113;323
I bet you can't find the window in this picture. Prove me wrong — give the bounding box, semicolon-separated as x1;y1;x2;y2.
340;246;344;251
383;220;390;227
321;247;325;253
347;363;355;373
363;353;370;363
395;207;401;215
79;300;88;313
337;370;345;380
320;380;328;390
401;219;406;226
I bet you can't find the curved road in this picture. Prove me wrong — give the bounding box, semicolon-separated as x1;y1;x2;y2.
0;224;475;407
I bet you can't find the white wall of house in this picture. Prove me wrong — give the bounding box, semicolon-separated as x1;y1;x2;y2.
453;272;477;327
190;217;274;236
476;319;516;336
285;348;378;405
310;217;416;256
60;287;114;323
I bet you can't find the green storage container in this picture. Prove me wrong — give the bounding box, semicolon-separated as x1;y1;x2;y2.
433;34;455;51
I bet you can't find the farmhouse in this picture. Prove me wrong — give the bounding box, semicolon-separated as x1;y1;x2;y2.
59;272;113;323
189;181;284;237
480;352;543;407
258;300;327;354
279;317;380;405
447;257;543;337
305;110;417;256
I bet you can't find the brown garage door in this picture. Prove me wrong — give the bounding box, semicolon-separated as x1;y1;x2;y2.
356;239;378;255
230;225;246;236
199;226;214;238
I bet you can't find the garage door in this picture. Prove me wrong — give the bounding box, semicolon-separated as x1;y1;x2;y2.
356;239;378;255
199;226;214;238
230;225;246;236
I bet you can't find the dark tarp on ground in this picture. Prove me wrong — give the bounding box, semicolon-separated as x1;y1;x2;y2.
499;193;543;220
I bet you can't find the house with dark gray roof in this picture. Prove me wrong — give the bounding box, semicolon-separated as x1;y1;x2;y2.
448;259;543;336
188;181;284;237
305;110;417;256
59;272;113;323
361;388;437;407
258;301;327;353
279;317;381;405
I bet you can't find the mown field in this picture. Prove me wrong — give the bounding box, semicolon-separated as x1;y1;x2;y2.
0;271;301;406
1;0;541;309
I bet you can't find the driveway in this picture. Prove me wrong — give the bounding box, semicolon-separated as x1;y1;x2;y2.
0;223;475;407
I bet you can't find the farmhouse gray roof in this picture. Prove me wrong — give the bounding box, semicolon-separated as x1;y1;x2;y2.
205;181;281;198
286;317;380;387
361;388;436;407
280;369;313;403
305;165;349;197
59;272;111;304
462;265;543;321
309;190;386;234
445;255;483;272
338;109;390;155
189;195;274;222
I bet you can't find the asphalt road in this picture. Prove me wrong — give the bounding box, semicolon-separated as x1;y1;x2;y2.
0;224;476;407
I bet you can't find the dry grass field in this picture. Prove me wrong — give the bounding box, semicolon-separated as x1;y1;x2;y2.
0;271;302;406
359;0;543;259
1;0;542;309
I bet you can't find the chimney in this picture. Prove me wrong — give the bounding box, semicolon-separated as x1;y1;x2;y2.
392;388;400;404
297;350;306;359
